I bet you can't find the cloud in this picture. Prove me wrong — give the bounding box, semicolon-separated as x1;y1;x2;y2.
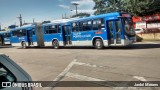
58;4;70;9
71;9;96;14
71;0;95;9
58;0;95;15
70;0;95;14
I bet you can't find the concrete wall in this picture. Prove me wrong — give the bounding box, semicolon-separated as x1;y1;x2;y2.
137;33;160;40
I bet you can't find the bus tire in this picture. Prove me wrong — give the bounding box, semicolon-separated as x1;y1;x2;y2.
94;39;104;49
52;40;59;49
21;42;27;49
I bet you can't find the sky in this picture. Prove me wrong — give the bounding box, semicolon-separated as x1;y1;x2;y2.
0;0;95;28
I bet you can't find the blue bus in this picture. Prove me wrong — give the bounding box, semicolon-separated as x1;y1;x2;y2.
0;30;11;45
10;12;136;49
43;12;136;49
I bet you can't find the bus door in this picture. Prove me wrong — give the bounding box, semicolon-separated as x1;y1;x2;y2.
107;20;122;46
27;30;33;45
0;35;3;45
62;25;72;45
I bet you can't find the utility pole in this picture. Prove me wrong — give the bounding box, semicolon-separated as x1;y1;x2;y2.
72;3;79;16
17;14;23;27
33;18;35;23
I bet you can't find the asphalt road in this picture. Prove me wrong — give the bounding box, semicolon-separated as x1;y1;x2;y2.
0;41;160;90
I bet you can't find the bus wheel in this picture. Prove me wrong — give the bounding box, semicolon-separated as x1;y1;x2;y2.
52;40;59;49
94;39;104;49
21;42;26;49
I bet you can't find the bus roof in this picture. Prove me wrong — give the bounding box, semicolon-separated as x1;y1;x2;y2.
0;30;10;34
70;12;121;22
43;12;123;26
10;24;35;31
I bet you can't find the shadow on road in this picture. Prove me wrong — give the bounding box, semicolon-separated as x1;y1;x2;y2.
13;43;160;50
0;45;13;48
108;44;160;50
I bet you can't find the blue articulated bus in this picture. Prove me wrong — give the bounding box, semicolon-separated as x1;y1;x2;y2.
0;30;11;45
10;12;136;49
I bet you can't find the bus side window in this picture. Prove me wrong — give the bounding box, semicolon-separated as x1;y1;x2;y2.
100;18;105;29
22;29;26;36
87;20;92;30
44;26;49;34
108;21;113;31
93;18;104;30
72;22;79;32
83;21;88;31
44;25;58;34
79;22;83;32
83;21;92;31
32;28;35;35
17;30;21;37
12;31;15;37
93;20;98;30
57;25;61;33
52;25;58;34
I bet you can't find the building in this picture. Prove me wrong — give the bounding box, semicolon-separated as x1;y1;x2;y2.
132;14;160;33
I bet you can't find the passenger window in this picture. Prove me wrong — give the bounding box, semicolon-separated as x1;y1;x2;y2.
72;22;79;32
115;20;121;32
83;21;92;31
12;30;18;37
22;29;26;36
17;30;21;37
32;28;35;35
44;25;58;34
79;22;83;31
0;63;16;89
57;25;61;33
108;21;113;31
93;18;104;30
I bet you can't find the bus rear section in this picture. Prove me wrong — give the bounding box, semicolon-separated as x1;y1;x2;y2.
106;13;136;47
0;31;11;45
11;24;45;48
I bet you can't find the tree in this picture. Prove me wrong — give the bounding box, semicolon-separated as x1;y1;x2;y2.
71;13;90;18
105;0;124;12
122;0;155;16
141;0;160;15
93;0;160;16
93;0;107;15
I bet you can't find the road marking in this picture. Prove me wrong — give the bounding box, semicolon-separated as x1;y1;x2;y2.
133;76;147;81
74;61;104;68
66;72;105;81
43;59;77;89
53;59;77;81
66;72;116;87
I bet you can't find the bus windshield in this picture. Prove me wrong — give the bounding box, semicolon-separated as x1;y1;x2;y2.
123;18;135;37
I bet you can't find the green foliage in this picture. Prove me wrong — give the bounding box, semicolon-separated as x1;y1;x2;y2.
71;13;90;18
93;0;107;15
93;0;160;16
122;0;155;16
